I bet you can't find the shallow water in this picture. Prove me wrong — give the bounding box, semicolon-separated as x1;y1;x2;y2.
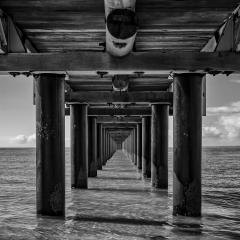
0;147;239;239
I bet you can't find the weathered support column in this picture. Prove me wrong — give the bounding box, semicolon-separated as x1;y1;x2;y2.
107;132;110;160
131;130;135;163
173;73;203;217
132;129;134;163
35;73;65;216
151;104;169;188
103;128;107;165
97;124;103;170
137;123;142;170
134;127;137;165
71;104;88;189
142;116;151;179
88;117;97;177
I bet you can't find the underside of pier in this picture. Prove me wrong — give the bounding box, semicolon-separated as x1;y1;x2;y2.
0;0;240;218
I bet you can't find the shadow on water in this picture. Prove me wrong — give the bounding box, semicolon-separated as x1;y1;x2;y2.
68;214;169;226
101;169;135;173
86;187;169;195
170;216;203;236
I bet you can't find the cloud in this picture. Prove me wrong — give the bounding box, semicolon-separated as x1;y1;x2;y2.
27;134;36;143
228;74;240;84
204;101;240;142
229;79;240;84
203;126;222;138
207;101;240;115
203;113;240;142
10;135;28;144
10;133;36;145
219;114;240;139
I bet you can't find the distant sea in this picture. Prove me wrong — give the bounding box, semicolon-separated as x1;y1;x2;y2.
0;147;239;239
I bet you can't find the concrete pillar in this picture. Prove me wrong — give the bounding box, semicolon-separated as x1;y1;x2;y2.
35;73;65;216
71;104;88;189
173;73;203;217
137;123;142;170
151;104;169;188
142;116;151;179
88;117;97;177
97;124;103;170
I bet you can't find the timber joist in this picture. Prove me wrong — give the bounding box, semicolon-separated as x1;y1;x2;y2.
65;91;173;104
2;51;240;73
0;0;239;52
0;8;37;54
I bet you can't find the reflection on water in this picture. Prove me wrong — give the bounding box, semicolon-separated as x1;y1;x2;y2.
0;148;239;239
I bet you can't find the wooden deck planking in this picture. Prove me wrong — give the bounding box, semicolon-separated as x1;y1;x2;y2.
0;0;239;52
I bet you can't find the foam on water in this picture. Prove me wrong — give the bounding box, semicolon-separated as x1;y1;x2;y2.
0;147;239;239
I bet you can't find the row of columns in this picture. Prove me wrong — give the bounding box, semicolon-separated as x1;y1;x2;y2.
122;74;203;217
122;104;169;190
71;105;118;189
35;74;118;216
35;72;203;218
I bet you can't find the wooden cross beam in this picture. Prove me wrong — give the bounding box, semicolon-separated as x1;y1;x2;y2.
0;9;37;54
65;106;173;116
88;107;151;116
1;51;240;73
66;91;172;104
102;123;136;128
99;119;141;123
106;128;134;131
97;116;141;123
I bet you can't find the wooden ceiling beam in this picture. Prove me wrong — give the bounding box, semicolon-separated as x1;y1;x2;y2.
88;107;151;116
97;116;142;123
102;123;136;128
64;106;173;116
66;91;172;104
1;51;240;72
0;9;38;53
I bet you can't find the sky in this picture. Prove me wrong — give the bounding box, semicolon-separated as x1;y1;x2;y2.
0;73;240;147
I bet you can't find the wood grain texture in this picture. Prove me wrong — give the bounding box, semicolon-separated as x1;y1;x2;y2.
173;73;203;217
70;104;88;189
1;51;240;72
0;0;238;52
35;73;65;216
66;91;173;104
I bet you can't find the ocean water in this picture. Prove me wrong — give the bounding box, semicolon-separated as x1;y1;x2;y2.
0;147;239;240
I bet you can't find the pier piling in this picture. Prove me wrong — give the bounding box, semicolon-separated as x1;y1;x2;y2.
71;104;88;189
151;104;169;188
88;117;97;177
137;123;142;170
173;73;203;217
142;116;151;179
35;73;65;216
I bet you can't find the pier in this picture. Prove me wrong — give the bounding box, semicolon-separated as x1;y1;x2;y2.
1;0;240;221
